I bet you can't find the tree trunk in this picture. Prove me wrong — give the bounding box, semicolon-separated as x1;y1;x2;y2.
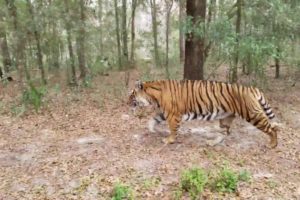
63;0;77;86
184;0;206;80
275;47;280;79
122;0;128;64
5;0;26;81
230;0;242;83
130;0;137;62
98;0;103;56
179;0;185;63
150;0;160;67
0;30;12;74
26;0;46;85
165;0;173;78
77;0;87;80
114;0;122;69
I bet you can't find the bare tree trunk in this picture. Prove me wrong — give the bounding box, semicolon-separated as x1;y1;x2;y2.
5;0;26;81
184;0;206;80
26;0;47;85
230;0;242;83
122;0;129;64
165;0;173;78
204;0;215;60
98;0;103;56
77;0;87;80
275;46;280;79
0;30;12;74
63;0;77;86
179;0;185;63
130;0;137;63
114;0;122;69
150;0;160;67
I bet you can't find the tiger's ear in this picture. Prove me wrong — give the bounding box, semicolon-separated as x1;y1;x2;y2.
135;80;143;90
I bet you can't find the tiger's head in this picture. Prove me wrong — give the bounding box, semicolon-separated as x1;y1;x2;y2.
128;80;152;108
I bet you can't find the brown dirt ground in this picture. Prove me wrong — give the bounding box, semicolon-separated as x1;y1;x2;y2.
0;69;300;200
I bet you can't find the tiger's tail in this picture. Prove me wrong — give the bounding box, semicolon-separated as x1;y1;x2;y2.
256;90;275;119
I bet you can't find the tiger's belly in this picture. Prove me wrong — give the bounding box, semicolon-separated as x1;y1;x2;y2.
181;111;233;122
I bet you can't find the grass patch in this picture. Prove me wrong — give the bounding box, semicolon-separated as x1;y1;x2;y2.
178;167;208;200
210;166;239;193
175;166;252;199
111;182;133;200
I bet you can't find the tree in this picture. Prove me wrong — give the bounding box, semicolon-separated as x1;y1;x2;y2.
26;0;46;85
122;0;129;63
149;0;160;67
77;0;87;80
165;0;173;78
130;0;137;62
179;0;185;63
230;0;242;83
63;0;77;86
98;0;103;57
184;0;206;80
114;0;122;69
5;0;26;81
0;27;12;74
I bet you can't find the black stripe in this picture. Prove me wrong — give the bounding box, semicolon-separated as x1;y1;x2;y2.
205;82;214;112
220;83;232;112
225;84;239;113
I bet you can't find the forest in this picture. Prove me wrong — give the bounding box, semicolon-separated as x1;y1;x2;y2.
0;0;300;199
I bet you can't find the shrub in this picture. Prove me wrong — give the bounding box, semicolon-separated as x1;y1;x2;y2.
179;167;208;200
111;183;133;200
211;167;238;193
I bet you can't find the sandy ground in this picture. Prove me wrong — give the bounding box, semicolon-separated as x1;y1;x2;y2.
0;71;300;199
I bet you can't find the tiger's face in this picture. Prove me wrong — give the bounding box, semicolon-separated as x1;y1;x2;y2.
128;81;151;108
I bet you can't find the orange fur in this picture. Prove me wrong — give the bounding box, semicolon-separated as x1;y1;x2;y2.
128;80;278;148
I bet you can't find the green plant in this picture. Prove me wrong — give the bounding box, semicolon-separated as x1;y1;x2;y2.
179;167;208;200
238;170;251;182
22;84;47;112
111;182;133;200
142;177;161;190
211;167;238;193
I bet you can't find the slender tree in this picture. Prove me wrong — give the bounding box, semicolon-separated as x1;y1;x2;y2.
122;0;128;63
184;0;206;80
114;0;122;69
130;0;137;62
0;29;12;74
98;0;103;56
230;0;242;83
5;0;26;81
149;0;160;67
179;0;185;63
26;0;46;84
165;0;173;78
63;0;77;86
77;0;87;80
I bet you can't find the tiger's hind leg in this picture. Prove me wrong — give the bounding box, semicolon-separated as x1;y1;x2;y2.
148;112;165;133
219;114;235;135
250;112;278;148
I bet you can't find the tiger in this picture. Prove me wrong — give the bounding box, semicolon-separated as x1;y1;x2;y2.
128;80;278;148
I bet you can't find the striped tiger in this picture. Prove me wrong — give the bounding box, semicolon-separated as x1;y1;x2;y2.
128;80;278;148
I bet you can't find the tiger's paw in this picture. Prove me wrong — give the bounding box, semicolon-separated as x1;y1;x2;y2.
163;135;176;144
268;140;278;149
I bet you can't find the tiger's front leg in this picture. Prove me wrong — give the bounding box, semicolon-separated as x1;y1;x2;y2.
148;112;165;133
163;115;181;144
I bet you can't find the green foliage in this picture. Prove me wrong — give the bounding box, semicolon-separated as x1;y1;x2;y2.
238;170;251;182
211;167;238;193
111;183;133;200
22;85;47;112
179;167;208;200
